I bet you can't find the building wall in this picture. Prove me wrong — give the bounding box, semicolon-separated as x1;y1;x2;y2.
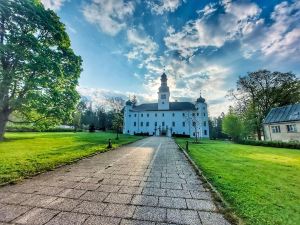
123;103;209;138
264;121;300;142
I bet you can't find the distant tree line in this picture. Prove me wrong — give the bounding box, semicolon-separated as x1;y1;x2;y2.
209;112;228;140
71;96;126;135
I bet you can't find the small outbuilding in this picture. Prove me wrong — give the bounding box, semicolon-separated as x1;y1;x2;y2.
263;103;300;142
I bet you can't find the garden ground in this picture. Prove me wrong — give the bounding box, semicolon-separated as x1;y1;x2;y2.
0;132;142;185
176;138;300;225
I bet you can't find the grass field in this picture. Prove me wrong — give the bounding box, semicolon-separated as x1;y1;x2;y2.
176;139;300;225
0;132;142;185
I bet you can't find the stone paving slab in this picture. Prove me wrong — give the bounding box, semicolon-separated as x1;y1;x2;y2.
0;137;231;224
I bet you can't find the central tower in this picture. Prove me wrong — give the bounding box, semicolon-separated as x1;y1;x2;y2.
158;73;170;110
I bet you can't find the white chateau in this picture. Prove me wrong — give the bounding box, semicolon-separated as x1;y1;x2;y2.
123;73;209;138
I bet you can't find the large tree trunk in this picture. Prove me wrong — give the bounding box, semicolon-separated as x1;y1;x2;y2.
0;110;9;141
257;126;262;141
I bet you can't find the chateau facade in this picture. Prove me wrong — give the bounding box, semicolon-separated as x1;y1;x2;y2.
123;73;209;138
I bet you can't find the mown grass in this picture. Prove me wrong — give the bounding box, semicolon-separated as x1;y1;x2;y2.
0;132;143;184
176;138;300;225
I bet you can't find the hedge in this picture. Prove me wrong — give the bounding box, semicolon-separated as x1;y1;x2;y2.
237;139;300;149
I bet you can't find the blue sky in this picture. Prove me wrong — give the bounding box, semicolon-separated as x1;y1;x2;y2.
41;0;300;116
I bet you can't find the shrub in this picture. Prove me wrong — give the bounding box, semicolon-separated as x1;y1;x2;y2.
237;139;300;149
89;124;96;132
172;133;190;138
134;132;150;136
6;125;78;132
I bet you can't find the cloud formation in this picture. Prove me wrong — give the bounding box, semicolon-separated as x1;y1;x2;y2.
41;0;67;11
147;0;184;15
164;0;262;58
82;0;135;36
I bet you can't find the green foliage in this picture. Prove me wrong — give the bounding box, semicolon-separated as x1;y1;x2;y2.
176;138;300;225
222;110;243;141
237;139;300;149
0;0;82;138
209;112;228;139
0;132;142;184
229;70;300;139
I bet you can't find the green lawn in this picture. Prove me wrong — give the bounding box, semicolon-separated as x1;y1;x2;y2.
176;139;300;225
0;132;142;185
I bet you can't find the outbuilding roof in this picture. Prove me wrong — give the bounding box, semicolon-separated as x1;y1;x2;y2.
263;103;300;124
131;102;196;111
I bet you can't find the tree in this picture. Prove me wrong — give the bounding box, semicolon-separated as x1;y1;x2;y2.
72;98;87;132
229;70;300;140
222;109;243;141
185;112;201;143
106;97;125;140
0;0;82;140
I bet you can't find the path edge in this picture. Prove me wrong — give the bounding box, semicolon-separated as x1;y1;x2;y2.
0;137;145;187
176;141;244;225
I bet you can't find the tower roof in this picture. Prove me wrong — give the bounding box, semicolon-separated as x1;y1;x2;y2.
196;95;206;103
125;100;132;106
161;73;167;81
159;72;169;92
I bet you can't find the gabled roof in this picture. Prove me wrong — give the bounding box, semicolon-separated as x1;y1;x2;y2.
263;103;300;124
131;102;196;111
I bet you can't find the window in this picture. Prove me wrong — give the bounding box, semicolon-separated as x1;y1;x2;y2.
183;132;185;135
141;114;143;117
203;107;205;110
182;122;185;127
162;101;165;104
204;130;207;135
182;113;185;117
162;113;164;117
147;114;149;117
161;94;166;99
193;132;195;136
192;122;196;127
172;113;175;117
204;113;206;116
203;121;207;127
141;122;143;127
172;122;175;127
129;115;131;117
155;122;157;126
271;125;280;133
134;114;136;117
162;122;165;126
197;113;199;116
134;122;136;127
192;113;195;116
155;113;157;117
287;124;297;132
146;122;149;127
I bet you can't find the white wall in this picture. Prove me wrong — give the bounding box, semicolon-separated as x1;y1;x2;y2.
123;102;209;138
264;122;300;142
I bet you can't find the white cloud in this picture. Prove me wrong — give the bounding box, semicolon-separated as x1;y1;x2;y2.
164;0;262;58
260;1;300;58
82;0;135;36
78;86;153;108
125;28;159;72
147;0;183;15
41;0;67;11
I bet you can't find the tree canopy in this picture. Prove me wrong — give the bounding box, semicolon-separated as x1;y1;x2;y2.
0;0;82;140
229;70;300;140
222;109;242;141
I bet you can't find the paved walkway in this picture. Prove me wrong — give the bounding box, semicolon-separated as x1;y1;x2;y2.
0;137;231;225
